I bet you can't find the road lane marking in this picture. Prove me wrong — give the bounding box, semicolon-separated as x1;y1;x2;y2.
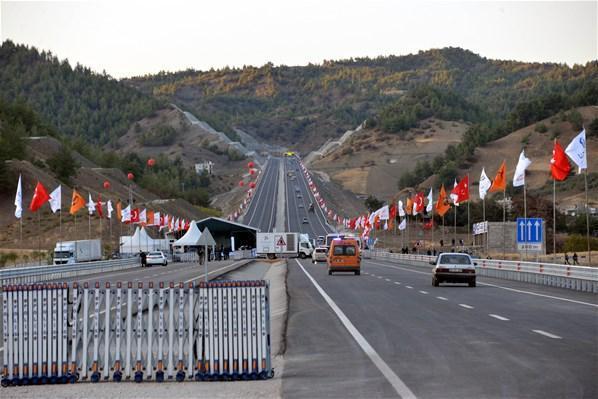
295;260;417;399
366;260;598;308
377;276;383;279
532;330;562;339
436;296;448;301
489;314;509;321
406;285;413;289
385;278;391;282
459;304;474;309
394;282;401;285
418;290;428;294
183;260;247;283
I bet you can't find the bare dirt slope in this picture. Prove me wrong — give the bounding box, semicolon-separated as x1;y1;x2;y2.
311;118;469;199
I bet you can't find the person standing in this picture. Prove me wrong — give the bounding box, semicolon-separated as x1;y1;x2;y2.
572;252;579;265
564;253;570;265
140;251;147;267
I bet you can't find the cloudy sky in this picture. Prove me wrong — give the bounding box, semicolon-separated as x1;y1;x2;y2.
1;0;596;78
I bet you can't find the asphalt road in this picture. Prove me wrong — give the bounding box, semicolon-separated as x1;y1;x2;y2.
284;156;333;238
244;157;280;232
283;256;598;398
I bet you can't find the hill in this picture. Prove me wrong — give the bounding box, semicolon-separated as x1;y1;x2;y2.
126;48;597;152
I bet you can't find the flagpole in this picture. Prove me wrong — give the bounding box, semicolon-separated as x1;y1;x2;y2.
502;189;506;259
553;178;556;262
584;169;591;266
442;215;445;249
453;203;457;251
431;197;435;254
467;173;471;251
88;211;91;240
523;180;528;261
38;211;42;265
483;198;487;255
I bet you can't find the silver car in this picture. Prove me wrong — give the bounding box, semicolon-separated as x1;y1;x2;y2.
312;247;328;263
431;252;476;287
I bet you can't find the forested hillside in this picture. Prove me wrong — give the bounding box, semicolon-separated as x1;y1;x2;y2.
127;47;597;151
0;40;162;145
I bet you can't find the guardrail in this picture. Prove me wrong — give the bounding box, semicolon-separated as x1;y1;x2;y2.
0;259;140;286
365;250;598;293
2;280;273;386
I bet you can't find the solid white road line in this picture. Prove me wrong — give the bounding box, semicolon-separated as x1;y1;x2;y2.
532;330;562;339
419;291;428;295
366;260;598;308
295;260;416;399
436;296;448;301
489;314;509;321
183;260;247;283
459;304;474;309
406;285;413;289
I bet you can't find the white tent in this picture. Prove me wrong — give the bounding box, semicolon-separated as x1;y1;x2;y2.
173;221;202;252
120;226;170;254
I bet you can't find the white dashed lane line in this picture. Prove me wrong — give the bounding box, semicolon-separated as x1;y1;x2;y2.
459;304;474;309
436;296;448;301
419;290;428;295
406;285;413;289
394;282;401;285
385;278;391;282
489;314;509;321
532;330;562;339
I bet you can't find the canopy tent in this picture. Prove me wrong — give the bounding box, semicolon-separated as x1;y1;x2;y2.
120;226;170;254
173;220;202;252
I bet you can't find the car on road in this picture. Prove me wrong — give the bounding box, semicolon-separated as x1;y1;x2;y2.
327;239;361;275
146;251;168;266
297;194;303;198
430;252;476;287
298;203;304;208
302;217;309;224
312;246;328;263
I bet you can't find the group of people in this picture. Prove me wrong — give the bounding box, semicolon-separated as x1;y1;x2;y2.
196;244;230;265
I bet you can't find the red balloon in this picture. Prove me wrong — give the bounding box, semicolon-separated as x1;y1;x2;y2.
147;158;156;167
239;181;245;187
249;169;255;175
247;161;255;169
103;181;111;189
249;182;256;189
127;172;134;181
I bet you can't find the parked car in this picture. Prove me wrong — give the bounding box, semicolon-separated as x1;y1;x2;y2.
312;247;328;263
146;251;168;266
430;252;476;287
302;217;309;224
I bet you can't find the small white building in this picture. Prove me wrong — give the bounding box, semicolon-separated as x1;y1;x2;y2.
195;161;214;175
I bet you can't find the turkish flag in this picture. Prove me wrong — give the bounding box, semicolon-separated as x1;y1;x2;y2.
389;204;397;220
450;175;470;203
130;208;140;223
29;181;50;212
414;192;425;213
95;194;103;218
550;140;571;181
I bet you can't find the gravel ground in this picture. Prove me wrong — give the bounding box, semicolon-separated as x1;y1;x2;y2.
3;261;288;399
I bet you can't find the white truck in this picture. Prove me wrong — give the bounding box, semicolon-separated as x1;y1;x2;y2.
53;239;102;265
256;232;314;259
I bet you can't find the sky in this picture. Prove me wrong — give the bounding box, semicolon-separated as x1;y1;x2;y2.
1;0;596;79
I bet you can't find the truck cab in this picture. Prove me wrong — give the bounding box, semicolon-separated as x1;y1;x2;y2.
53;243;76;264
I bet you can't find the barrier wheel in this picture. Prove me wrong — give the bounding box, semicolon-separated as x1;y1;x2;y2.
69;374;78;384
176;371;185;382
250;372;258;380
258;371;268;380
1;378;9;387
31;376;39;385
22;377;30;385
40;376;48;385
231;372;240;381
113;371;122;382
90;372;100;383
134;371;144;383
60;376;68;384
155;370;164;383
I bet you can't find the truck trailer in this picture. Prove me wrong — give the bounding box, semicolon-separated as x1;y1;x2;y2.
53;239;102;265
256;232;314;259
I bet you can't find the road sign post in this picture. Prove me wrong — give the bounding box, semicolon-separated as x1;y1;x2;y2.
198;228;217;282
516;218;545;254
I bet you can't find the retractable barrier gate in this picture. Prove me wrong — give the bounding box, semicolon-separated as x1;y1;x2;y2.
1;280;273;387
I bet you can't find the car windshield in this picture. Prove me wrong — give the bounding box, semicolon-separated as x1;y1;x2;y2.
333;245;356;256
316;248;327;253
439;254;471;265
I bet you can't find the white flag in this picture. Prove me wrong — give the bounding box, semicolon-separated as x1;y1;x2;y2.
121;205;131;222
398;218;407;231
426;188;433;213
513;150;532;187
139;208;147;224
107;200;114;219
398;200;405;217
48;185;61;213
86;193;96;215
450;179;459;206
14;174;22;219
377;205;390;220
154;211;161;226
479;168;492;200
565;129;587;172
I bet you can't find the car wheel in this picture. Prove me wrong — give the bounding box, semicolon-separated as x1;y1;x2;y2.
355;270;360;276
328;270;332;275
432;277;439;287
299;253;306;259
469;280;476;287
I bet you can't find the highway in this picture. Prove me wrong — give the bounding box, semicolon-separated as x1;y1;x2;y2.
243;157;280;232
281;157;598;398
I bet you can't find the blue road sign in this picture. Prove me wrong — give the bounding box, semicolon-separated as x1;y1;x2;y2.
516;218;543;243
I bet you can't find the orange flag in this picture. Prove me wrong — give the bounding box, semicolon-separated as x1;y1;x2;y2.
116;201;122;221
69;189;86;215
147;210;155;226
405;197;414;215
489;160;507;193
435;185;451;217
